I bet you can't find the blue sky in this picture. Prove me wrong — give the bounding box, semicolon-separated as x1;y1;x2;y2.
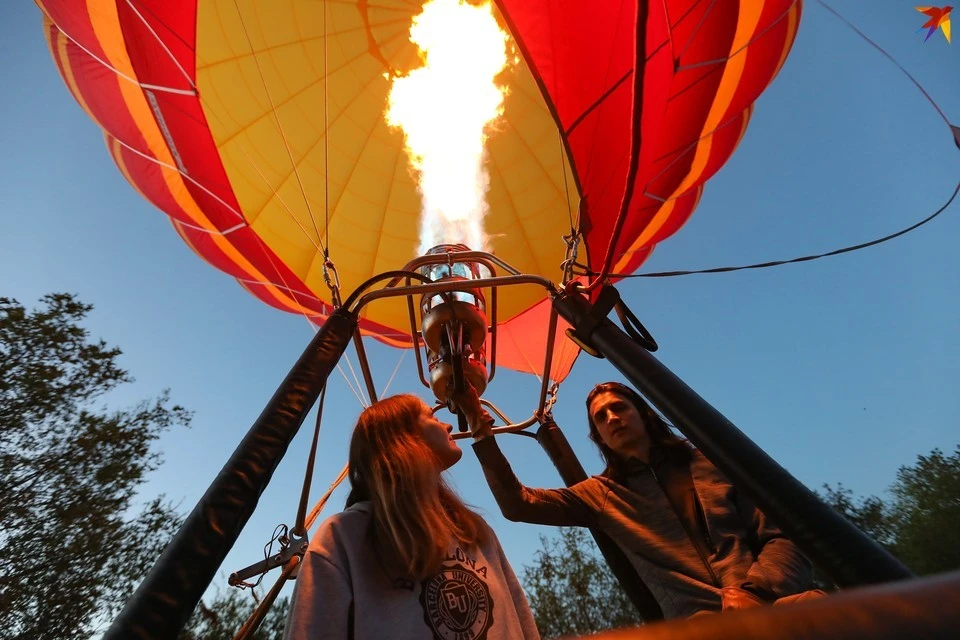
2;0;958;612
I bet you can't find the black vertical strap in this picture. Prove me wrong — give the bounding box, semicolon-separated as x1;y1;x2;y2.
293;383;328;536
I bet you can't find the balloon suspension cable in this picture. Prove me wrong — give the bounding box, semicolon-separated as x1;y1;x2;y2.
231;0;324;251
558;127;582;287
230;465;348;600
535;305;561;418
560;230;584;285
323;0;331;246
322;254;342;308
380;349;408;400
540;382;561;422
293;384;328;537
352;327;379;404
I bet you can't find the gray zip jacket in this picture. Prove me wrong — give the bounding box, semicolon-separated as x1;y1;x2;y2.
285;501;540;639
473;437;814;619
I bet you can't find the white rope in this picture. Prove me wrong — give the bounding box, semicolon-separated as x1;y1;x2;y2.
40;5;195;96
337;363;369;408
123;0;198;91
172;218;246;236
379;349;408;400
201;105;327;255
231;0;326;254
234;276;329;309
48;0;330;259
111;136;248;227
241;249;363;410
341;351;371;407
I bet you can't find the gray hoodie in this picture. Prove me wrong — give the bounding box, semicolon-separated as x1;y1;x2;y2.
285;502;540;639
473;437;814;619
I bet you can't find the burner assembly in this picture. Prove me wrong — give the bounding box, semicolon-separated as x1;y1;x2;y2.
418;244;490;423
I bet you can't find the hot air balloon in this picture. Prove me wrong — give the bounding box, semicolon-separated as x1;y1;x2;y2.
40;0;801;387
46;1;905;638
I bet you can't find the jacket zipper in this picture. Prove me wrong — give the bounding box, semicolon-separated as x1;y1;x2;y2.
693;493;716;554
650;466;721;588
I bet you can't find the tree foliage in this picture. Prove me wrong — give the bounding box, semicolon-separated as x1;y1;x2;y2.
817;483;896;548
179;589;289;640
819;445;960;578
812;483;898;590
0;294;189;639
522;527;640;639
885;446;960;574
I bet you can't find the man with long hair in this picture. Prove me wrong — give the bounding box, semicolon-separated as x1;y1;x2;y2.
285;395;539;639
466;381;822;619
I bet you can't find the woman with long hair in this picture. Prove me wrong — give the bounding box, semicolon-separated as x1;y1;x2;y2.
468;381;822;620
284;394;539;639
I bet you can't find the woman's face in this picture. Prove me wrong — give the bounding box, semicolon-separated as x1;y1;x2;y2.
416;402;462;470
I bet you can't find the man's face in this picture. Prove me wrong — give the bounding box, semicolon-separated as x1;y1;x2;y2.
588;390;651;457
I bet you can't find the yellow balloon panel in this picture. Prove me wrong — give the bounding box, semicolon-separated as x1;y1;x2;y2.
197;0;576;335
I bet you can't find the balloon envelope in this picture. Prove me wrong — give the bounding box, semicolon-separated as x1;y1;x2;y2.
40;0;800;382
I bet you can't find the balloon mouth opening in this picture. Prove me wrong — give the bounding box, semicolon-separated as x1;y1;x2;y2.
418;244;489;405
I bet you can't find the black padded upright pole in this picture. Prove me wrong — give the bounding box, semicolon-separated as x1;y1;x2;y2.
537;419;664;621
105;308;358;640
552;289;913;587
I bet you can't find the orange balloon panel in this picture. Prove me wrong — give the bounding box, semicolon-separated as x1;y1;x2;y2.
40;0;800;382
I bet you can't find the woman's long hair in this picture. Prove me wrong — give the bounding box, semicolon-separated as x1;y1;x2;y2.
345;394;488;579
585;382;691;478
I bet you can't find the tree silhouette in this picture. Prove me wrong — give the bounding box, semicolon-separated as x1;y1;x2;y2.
0;294;189;639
